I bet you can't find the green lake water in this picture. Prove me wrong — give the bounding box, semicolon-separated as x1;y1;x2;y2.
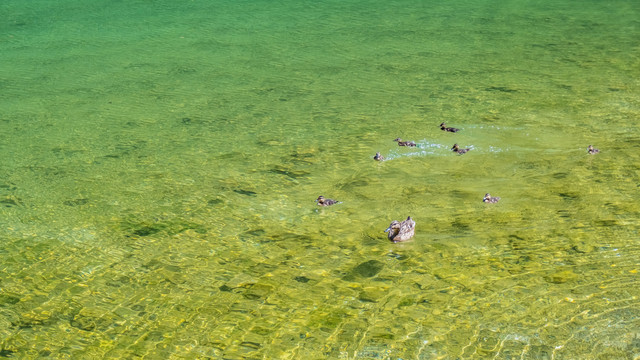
1;0;640;358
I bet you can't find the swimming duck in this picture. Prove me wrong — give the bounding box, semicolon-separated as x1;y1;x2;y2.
373;152;385;161
483;193;500;203
451;143;471;154
440;122;460;132
385;216;416;242
587;145;600;154
394;138;416;147
315;196;339;206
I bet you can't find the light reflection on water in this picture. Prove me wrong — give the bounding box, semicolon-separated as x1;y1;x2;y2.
1;0;640;358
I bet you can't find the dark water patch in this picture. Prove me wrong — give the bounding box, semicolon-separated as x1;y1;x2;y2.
51;147;85;158
569;245;587;254
181;117;192;124
450;219;471;232
244;228;266;237
289;151;315;164
142;259;165;270
241;229;272;243
141;260;183;277
552;172;569;179
352;260;384;278
594;219;619;227
338;178;370;190
207;198;224;206
247;262;278;276
0;195;21;207
0;349;16;358
387;252;409;261
508;235;527;251
397;296;417;307
131;224;165;237
527;345;553;359
164;264;182;272
69;310;119;332
515;254;533;264
294;276;310;283
544;270;579;284
0;183;18;191
243;284;273;300
361;232;382;246
268;166;310;179
0;294;20;306
233;189;257;196
70;315;97;332
172;66;197;75
268;232;314;244
484;86;518;93
105;275;131;287
63;198;89;206
240;341;261;350
123;218;208;237
558;192;579;200
11;317;49;329
250;326;273;336
214;151;244;161
557;209;572;218
358;288;386;303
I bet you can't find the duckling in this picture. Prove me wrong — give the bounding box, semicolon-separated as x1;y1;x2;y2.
315;196;339;206
385;216;415;242
440;122;460;132
451;143;471;154
587;145;600;154
393;138;417;147
483;193;500;203
373;152;385;161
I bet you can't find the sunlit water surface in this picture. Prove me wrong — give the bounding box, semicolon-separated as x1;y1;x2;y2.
1;0;639;358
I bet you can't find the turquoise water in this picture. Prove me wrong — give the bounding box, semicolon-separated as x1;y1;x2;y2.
1;0;640;358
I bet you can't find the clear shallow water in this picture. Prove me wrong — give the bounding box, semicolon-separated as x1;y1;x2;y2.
1;0;639;358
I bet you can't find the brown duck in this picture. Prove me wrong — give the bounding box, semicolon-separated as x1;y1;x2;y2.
394;138;416;147
315;196;340;206
440;122;460;132
385;216;416;242
373;152;385;161
587;145;600;154
483;193;500;203
451;143;471;154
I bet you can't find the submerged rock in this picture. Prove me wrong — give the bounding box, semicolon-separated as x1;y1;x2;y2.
544;270;579;284
352;260;384;278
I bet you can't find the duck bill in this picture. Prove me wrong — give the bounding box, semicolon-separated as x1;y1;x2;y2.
384;226;392;233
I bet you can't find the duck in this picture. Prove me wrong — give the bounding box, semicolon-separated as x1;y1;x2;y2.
440;122;460;132
393;138;416;147
483;193;500;203
315;196;339;206
373;152;385;161
451;143;471;154
587;145;600;154
385;216;416;242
